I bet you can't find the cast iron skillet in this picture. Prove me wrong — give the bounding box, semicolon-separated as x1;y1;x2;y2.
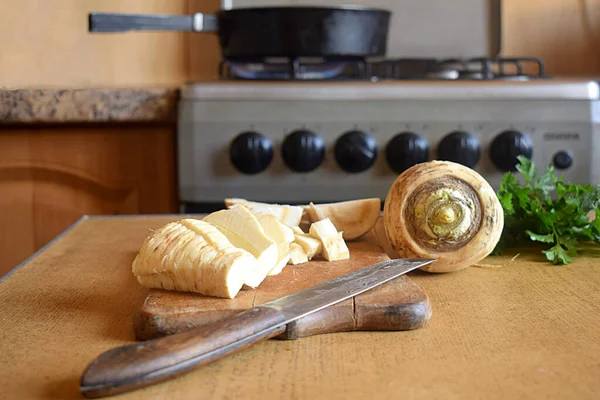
88;6;391;59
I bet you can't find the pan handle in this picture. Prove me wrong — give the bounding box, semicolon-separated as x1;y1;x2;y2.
88;12;218;33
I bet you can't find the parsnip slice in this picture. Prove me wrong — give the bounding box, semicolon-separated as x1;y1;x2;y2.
293;233;322;260
224;198;303;227
269;251;292;275
255;213;294;276
256;213;295;243
288;243;309;265
132;219;257;299
291;226;305;235
203;205;278;288
309;218;350;261
305;198;381;240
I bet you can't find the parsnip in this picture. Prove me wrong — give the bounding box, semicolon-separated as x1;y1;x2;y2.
203;205;278;288
269;252;292;275
288;243;309;265
293;233;322;260
291;226;305;235
224;198;303;227
309;218;350;261
255;213;294;276
132;219;257;299
383;160;504;273
305;198;381;240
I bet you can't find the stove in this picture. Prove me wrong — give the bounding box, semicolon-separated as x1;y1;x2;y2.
177;56;600;212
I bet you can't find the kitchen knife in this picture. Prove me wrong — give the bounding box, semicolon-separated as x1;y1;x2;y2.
80;257;434;398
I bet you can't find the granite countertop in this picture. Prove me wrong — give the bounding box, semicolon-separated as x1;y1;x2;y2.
0;88;179;124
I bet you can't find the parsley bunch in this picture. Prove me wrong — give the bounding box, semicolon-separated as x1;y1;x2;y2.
493;156;600;264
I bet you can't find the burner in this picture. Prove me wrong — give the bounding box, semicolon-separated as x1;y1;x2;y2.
219;57;369;81
379;57;546;81
217;56;547;82
491;57;546;80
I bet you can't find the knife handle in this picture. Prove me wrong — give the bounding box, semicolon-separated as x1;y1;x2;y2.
80;306;286;398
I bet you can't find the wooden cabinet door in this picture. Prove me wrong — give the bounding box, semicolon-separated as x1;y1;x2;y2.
0;125;177;276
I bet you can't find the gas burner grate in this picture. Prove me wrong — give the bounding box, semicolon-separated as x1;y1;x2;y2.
219;57;371;81
216;56;547;82
373;57;547;81
485;57;546;80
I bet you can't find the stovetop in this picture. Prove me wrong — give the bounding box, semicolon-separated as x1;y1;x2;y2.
181;78;600;101
218;56;547;82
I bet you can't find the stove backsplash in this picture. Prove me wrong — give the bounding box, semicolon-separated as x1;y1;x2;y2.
221;0;501;59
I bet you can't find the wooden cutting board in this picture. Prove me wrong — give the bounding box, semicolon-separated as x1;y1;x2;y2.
133;232;432;341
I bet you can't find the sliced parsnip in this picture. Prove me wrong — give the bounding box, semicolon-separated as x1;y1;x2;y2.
305;198;381;240
132;219;257;299
223;198;247;208
203;205;278;288
269;250;292;275
293;233;322;260
255;212;295;276
291;226;305;235
299;213;312;233
288;243;309;265
309;218;350;261
224;198;303;227
256;213;295;243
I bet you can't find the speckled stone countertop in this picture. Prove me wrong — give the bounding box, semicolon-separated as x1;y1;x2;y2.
0;88;179;123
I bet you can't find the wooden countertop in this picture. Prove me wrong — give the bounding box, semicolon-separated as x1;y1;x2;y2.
1;215;599;400
0;88;178;124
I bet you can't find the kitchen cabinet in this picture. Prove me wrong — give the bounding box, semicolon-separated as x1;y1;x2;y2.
502;0;600;76
0;125;177;277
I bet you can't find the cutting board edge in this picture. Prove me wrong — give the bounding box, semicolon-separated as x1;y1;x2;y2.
133;275;433;341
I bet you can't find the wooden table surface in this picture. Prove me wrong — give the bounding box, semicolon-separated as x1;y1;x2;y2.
1;215;599;400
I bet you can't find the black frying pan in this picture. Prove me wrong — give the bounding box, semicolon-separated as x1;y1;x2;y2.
88;6;391;59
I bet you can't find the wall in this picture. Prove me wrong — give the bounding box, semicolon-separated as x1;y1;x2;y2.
0;0;598;88
0;0;221;88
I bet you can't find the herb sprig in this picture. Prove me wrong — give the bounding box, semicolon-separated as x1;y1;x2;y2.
493;156;600;264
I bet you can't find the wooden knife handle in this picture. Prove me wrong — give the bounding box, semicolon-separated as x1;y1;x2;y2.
80;306;286;398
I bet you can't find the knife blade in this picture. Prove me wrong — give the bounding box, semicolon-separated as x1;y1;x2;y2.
80;257;434;398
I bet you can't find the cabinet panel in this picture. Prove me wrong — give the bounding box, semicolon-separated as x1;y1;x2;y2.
0;126;177;277
502;0;600;76
0;0;190;88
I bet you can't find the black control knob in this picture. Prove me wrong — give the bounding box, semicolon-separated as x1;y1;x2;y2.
281;130;325;172
489;130;533;172
229;131;273;174
437;131;480;168
385;132;429;173
334;130;378;173
553;150;573;170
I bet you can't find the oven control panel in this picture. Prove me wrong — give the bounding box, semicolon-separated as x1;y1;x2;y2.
177;96;600;204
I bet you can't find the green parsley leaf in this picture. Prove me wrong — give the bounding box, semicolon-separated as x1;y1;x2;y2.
498;190;514;215
525;230;554;243
542;244;576;265
493;156;600;265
